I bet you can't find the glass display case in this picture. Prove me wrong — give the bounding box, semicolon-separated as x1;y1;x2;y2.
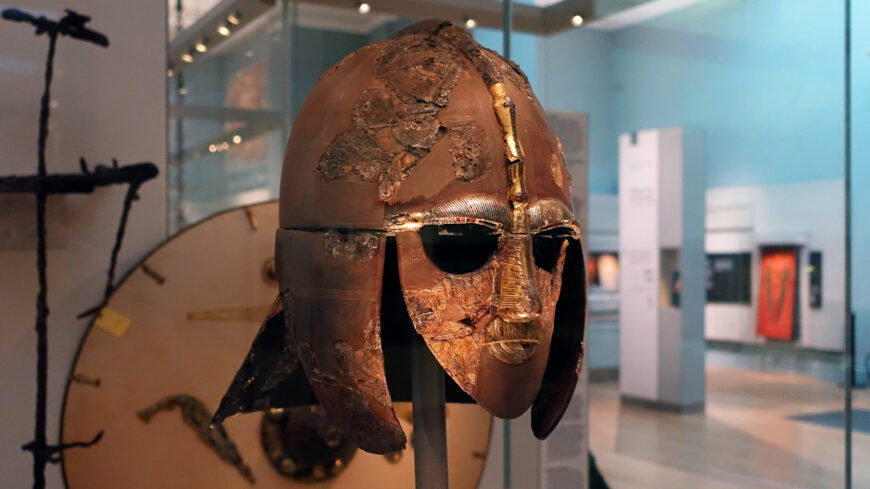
1;1;866;489
161;2;864;488
164;1;868;488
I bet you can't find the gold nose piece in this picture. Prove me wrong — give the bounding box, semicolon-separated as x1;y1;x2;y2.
486;81;541;364
488;235;542;363
495;235;542;322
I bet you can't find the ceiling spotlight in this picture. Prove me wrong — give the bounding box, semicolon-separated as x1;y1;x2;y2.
464;16;477;30
227;12;241;25
217;23;231;37
195;40;208;53
571;14;584;27
208;144;217;153
358;2;371;14
232;134;242;144
180;52;194;63
167;68;174;77
178;87;188;95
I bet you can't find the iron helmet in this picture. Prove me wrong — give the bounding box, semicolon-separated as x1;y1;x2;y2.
216;19;587;455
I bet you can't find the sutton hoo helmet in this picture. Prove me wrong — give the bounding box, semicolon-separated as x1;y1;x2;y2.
215;19;587;455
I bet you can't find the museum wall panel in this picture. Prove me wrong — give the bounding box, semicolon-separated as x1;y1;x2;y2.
586;175;847;364
704;179;846;351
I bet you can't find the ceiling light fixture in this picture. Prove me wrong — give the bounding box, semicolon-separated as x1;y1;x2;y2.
181;52;194;63
464;16;477;30
571;14;584;27
232;134;242;144
227;12;241;25
195;40;208;53
217;23;231;37
358;2;371;14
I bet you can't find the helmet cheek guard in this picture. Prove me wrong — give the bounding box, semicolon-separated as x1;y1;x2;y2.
276;230;405;454
215;19;587;454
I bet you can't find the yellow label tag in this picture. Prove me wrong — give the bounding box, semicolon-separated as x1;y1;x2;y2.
95;307;131;338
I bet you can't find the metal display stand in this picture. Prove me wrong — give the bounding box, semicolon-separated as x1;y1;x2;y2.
411;335;449;489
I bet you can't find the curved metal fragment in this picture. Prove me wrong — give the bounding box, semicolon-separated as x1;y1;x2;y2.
213;296;298;424
140;394;254;484
531;237;587;438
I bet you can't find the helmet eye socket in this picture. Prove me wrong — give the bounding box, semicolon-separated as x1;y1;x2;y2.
419;224;499;274
533;227;572;272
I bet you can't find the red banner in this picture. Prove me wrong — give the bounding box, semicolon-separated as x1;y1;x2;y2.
757;247;797;340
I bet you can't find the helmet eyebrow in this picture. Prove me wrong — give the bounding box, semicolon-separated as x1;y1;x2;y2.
384;194;511;233
529;199;580;236
384;196;579;236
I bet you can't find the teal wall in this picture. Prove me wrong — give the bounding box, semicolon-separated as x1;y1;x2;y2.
538;27;616;193
611;0;845;189
538;0;846;193
850;0;870;384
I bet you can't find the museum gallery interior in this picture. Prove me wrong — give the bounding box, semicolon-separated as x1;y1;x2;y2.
1;1;868;488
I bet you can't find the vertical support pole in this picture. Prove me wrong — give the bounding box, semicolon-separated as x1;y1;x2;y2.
844;1;853;488
501;3;513;486
173;0;186;231
503;420;511;488
412;335;448;489
279;0;290;144
502;0;512;60
289;1;300;122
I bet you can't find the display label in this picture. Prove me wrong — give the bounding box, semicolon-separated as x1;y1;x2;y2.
95;307;131;338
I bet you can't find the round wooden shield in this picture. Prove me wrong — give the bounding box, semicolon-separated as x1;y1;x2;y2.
61;202;491;489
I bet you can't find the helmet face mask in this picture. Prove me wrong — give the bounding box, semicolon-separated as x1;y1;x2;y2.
216;19;587;455
390;196;579;419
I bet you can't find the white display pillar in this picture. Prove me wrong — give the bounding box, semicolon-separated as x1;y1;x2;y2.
618;127;705;412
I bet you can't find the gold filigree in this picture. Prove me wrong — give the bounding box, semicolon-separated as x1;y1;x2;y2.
529;199;581;237
385;194;511;232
